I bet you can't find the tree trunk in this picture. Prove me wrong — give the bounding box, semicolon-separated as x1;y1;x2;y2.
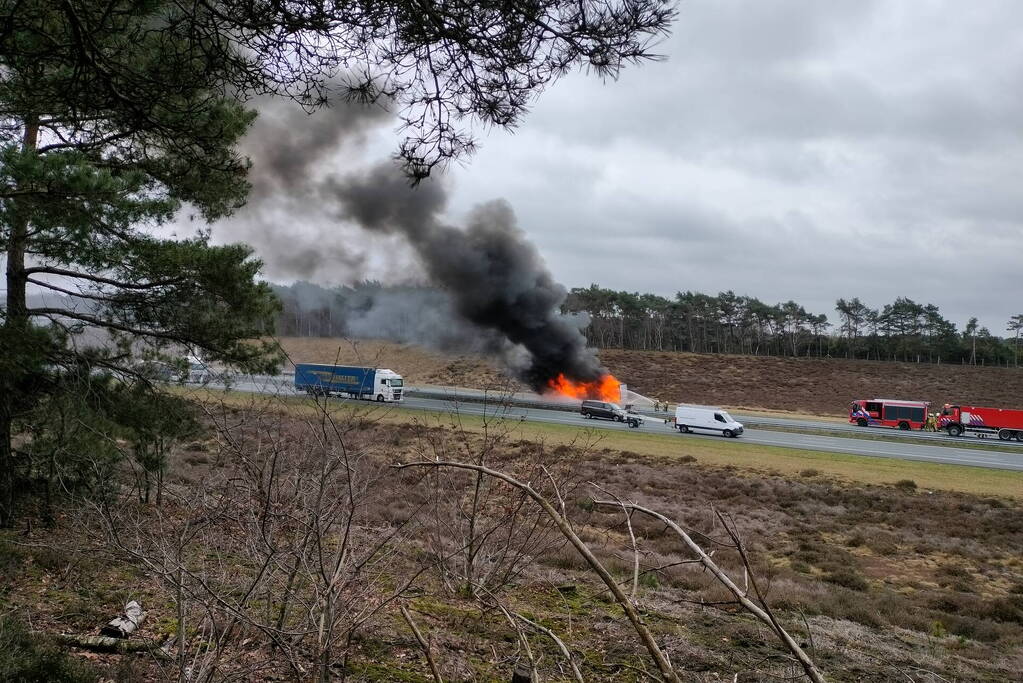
0;406;13;529
0;116;39;528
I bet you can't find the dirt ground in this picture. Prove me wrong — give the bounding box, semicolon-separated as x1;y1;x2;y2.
277;337;1023;417
4;404;1020;682
277;337;512;390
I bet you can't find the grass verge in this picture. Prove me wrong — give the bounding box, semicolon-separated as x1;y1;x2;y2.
750;423;1023;454
175;386;1023;499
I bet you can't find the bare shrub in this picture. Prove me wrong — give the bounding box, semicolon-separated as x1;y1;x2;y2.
396;458;827;683
402;402;573;599
90;396;430;681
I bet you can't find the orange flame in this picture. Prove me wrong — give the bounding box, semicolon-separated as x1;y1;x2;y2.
546;373;622;402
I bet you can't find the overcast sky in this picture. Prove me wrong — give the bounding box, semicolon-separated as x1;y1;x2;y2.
231;0;1023;333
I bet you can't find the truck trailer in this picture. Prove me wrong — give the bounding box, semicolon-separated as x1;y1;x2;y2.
294;364;404;402
937;404;1023;441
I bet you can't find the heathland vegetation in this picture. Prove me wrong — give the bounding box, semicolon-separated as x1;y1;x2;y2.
3;394;1021;681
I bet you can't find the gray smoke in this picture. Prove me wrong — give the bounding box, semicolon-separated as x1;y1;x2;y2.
219;98;397;281
324;163;606;390
232;99;607;390
275;281;509;355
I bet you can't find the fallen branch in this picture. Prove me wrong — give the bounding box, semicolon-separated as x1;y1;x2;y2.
400;604;444;683
512;611;584;683
54;634;170;658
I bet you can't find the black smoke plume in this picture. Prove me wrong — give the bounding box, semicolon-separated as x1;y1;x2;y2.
229;99;607;390
324;164;605;390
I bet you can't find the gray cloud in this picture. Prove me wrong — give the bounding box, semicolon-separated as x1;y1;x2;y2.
210;0;1023;335
441;0;1023;330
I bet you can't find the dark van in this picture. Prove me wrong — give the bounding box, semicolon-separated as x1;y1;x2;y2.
581;400;642;428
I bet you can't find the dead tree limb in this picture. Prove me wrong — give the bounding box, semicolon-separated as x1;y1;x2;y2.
394;460;680;682
400;604;444;683
512;611;585;683
492;598;538;682
592;499;826;683
54;634;170;658
591;484;640;603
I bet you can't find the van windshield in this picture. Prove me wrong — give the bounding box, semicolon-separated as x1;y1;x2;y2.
719;411;734;423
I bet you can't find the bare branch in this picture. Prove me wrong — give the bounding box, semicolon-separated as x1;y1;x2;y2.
512;611;585;683
394;460;679;682
400;604;444;683
592;499;825;683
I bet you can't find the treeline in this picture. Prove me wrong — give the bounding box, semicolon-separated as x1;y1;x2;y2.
272;281;1023;367
563;286;1023;366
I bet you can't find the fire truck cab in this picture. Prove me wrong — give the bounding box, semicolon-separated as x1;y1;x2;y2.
938;404;1023;440
849;398;929;431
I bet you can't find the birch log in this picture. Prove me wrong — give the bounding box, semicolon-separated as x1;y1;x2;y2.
54;634;166;656
99;600;145;638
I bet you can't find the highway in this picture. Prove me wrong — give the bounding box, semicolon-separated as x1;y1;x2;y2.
197;374;1023;472
399;385;1023;449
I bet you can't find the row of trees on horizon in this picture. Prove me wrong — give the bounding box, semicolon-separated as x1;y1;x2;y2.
274;282;1023;367
562;285;1023;366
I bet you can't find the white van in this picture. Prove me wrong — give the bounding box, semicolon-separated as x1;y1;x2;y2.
673;405;744;438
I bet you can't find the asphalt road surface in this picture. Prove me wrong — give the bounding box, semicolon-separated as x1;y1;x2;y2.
198;375;1023;472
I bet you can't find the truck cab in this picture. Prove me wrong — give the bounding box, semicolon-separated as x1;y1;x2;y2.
375;369;404;402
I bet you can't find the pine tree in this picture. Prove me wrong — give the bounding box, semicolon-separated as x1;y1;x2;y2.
0;2;281;525
1;0;675;524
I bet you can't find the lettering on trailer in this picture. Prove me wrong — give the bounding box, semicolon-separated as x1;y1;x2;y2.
310;371;365;385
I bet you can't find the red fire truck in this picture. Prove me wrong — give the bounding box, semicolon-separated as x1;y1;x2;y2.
937;404;1023;441
849;398;930;430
